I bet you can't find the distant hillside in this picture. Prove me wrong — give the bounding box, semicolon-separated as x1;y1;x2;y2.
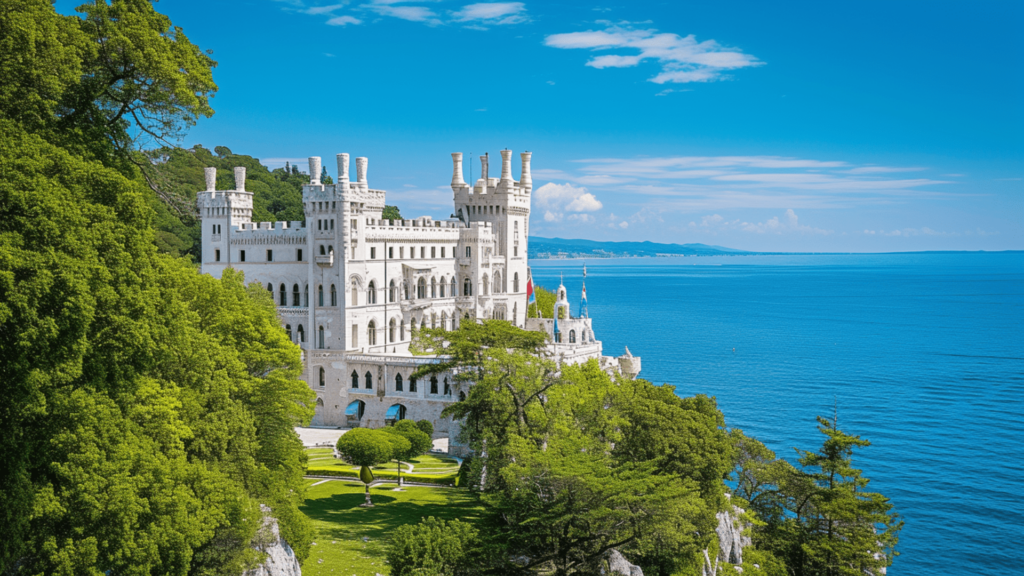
529;237;748;259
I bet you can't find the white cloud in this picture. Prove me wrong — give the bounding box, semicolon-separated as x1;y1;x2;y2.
690;209;832;235
618;221;628;229
364;2;441;24
567;213;595;223
327;15;362;25
534;182;603;225
543;210;563;222
452;2;528;25
545;24;762;84
307;3;348;15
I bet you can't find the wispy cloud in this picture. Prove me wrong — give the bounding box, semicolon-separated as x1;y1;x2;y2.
364;1;442;25
451;2;528;26
545;23;762;84
327;15;361;25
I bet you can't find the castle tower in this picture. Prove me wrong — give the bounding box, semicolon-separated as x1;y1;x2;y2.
197;166;254;267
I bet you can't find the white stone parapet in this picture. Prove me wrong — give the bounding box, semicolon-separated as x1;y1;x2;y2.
234;167;246;191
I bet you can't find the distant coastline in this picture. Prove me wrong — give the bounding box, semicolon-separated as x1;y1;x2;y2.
528;237;1022;260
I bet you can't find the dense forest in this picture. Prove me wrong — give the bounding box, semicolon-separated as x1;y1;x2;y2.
0;2;900;575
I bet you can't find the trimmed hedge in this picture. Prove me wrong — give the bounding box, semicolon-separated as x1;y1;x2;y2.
306;467;457;486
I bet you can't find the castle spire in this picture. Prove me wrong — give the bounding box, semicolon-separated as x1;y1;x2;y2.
581;263;588;319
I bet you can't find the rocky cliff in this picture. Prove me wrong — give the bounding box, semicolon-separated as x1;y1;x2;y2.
243;505;302;576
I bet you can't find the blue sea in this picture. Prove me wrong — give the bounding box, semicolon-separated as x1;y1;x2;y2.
530;253;1024;575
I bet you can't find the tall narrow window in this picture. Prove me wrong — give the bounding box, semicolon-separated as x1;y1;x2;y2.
240;250;246;262
370;247;376;259
417;278;426;299
267;283;273;293
297;248;303;261
430;376;438;395
440;280;446;298
409;376;417;393
451;277;457;296
466;247;471;258
389;246;393;258
351;324;358;348
395;373;403;392
421;247;425;258
318;326;324;349
431;247;436;258
389;318;396;342
351;282;358;306
368;281;377;304
441;247;446;258
285;324;292;340
464;278;471;296
292;284;300;306
389;280;397;303
215;249;221;262
318;285;324;306
569;330;576;344
330;284;337;306
351;370;359;389
330;220;334;230
304;285;308;307
431;277;437;298
267;249;273;262
441;311;448;331
367;321;376;346
297;325;305;343
514;272;520;292
280;283;287;306
444;376;451;396
364;371;373;389
319;367;325;387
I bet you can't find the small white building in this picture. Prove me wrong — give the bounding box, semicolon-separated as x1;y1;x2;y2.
197;150;639;448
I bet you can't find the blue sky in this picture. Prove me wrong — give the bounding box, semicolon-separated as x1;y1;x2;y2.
60;1;1023;251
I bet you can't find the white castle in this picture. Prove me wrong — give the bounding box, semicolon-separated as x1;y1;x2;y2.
198;150;639;447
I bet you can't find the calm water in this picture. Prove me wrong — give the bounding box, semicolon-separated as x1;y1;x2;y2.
531;253;1024;574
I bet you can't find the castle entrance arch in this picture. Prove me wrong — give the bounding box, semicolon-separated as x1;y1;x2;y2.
311;397;325;427
345;400;366;427
385;404;407;426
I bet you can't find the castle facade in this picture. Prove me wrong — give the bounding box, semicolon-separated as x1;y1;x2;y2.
197;150;639;444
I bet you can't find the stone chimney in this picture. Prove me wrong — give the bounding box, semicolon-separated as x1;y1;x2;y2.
451;152;466;187
480;153;489;194
356;157;368;187
337;153;349;185
520;151;533;192
204;167;216;192
309;156;322;186
500;149;513;187
234;167;246;191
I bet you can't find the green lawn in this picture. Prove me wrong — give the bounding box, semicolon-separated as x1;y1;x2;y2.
306;449;461;484
299;479;483;576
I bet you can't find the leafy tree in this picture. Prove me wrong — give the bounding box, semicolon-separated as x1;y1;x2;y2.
387;517;480;576
320;164;333;184
382;205;402;221
385;421;433;484
416;418;435;437
336;428;395;505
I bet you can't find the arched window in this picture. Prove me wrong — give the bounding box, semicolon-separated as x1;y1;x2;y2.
443;376;451;396
267;283;273;294
318;285;324;306
351;370;358;389
430;376;438;394
409;376;417;393
451;277;457;297
279;283;287;306
328;245;333;253
400;321;405;341
395;373;403;392
318;326;324;349
441;311;448;331
368;281;377;304
513;272;519;293
459;390;466;401
292;284;300;306
364;371;373;389
351;281;358;306
385;404;407;425
439;277;446;298
330;284;337;306
319;245;325;255
297;324;305;342
389;280;397;303
346;400;365;423
431;277;437;298
285;324;292;340
389;318;397;342
463;278;472;296
417;278;426;299
569;329;576;344
367;320;377;346
319;367;325;387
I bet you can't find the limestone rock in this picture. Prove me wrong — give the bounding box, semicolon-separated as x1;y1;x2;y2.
716;500;752;566
606;549;644;576
244;505;302;576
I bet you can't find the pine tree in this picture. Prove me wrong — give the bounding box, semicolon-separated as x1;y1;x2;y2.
795;413;902;576
285;161;290;173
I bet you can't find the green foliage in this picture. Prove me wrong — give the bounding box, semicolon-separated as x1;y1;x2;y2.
0;3;315;572
382;205;402;221
0;119;315;574
336;428;396;468
390;420;434;458
415;418;435;437
528;285;556;318
386;517;480;576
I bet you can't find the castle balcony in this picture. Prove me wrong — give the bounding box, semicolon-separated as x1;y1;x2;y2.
315;252;334;267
